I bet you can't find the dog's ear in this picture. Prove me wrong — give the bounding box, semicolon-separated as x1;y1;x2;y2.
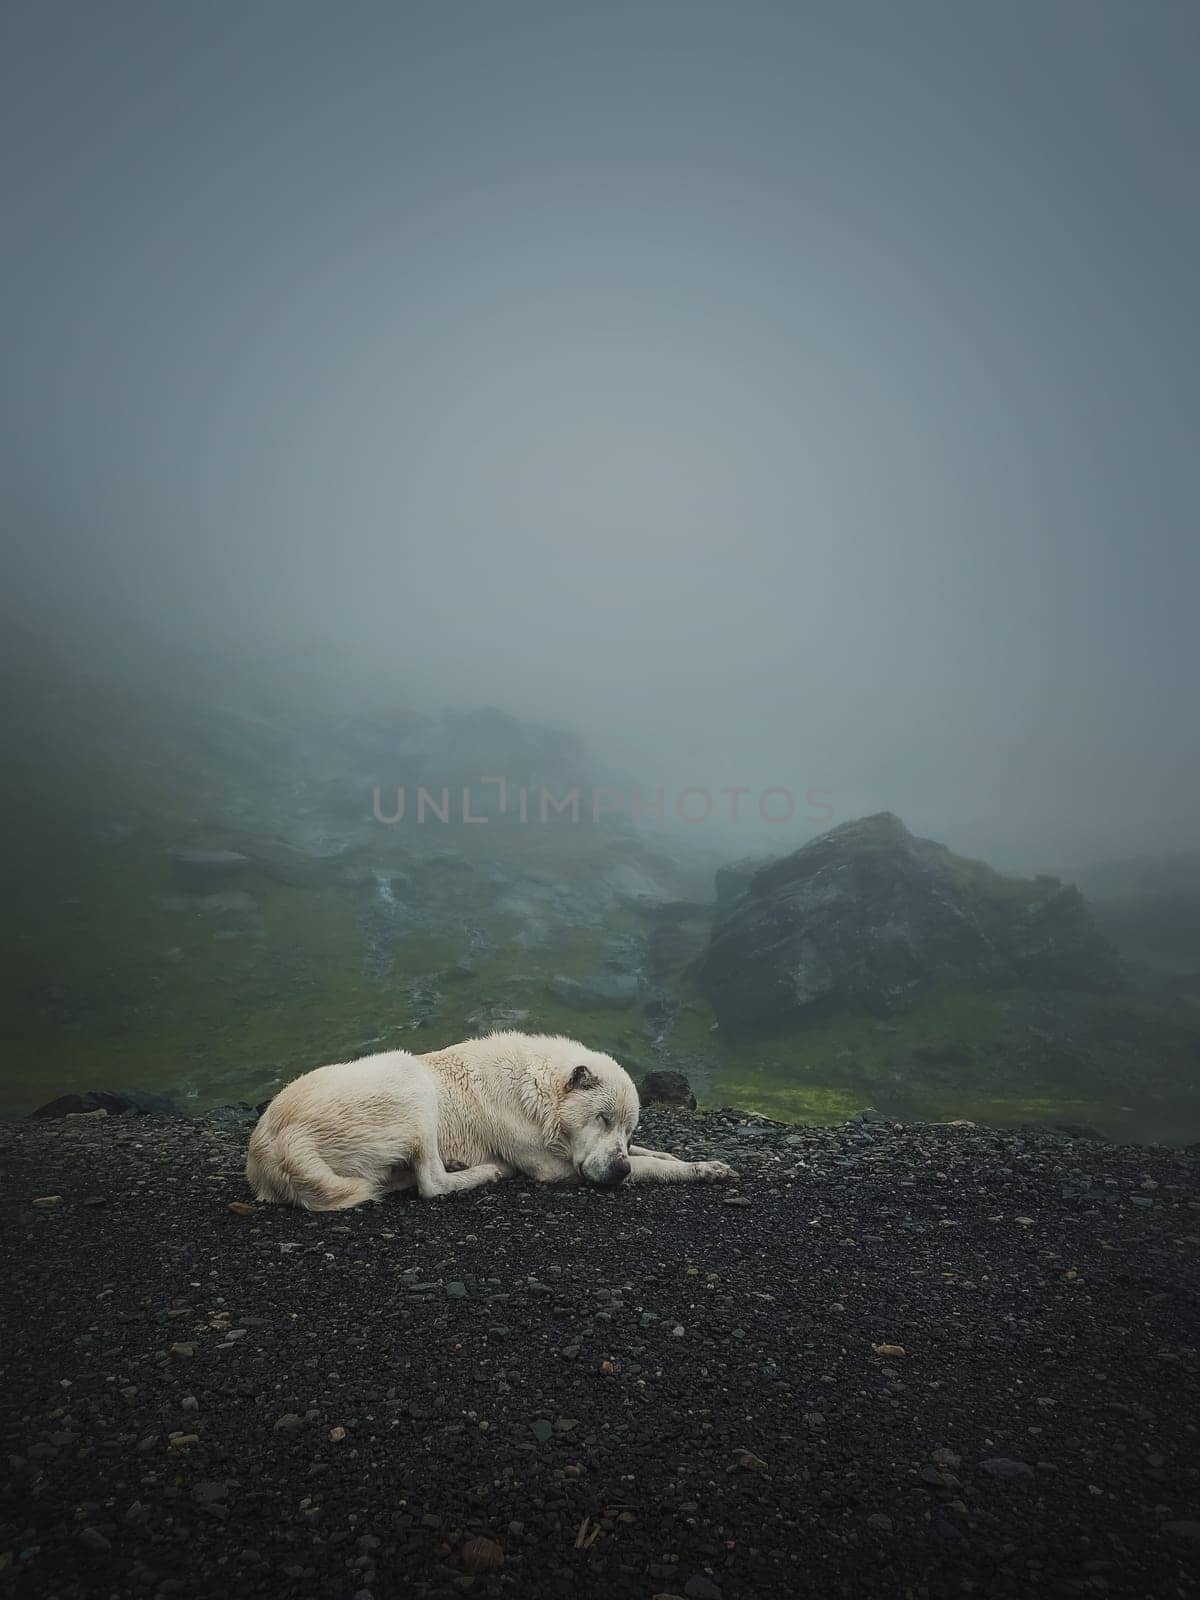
566;1063;598;1093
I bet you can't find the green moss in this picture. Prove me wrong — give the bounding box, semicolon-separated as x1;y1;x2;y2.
931;846;1046;907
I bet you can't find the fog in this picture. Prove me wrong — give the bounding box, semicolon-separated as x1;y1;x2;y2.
3;0;1198;873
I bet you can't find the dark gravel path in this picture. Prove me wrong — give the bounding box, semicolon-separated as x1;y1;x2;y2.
2;1109;1199;1600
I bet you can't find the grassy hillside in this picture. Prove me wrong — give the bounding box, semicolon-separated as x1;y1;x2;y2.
3;667;1199;1141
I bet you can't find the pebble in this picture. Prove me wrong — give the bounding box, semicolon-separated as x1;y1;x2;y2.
920;1465;957;1489
980;1457;1034;1479
459;1536;504;1572
684;1575;723;1600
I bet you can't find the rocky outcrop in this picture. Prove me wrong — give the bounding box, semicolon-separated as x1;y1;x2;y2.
547;973;645;1009
168;847;251;888
714;854;780;905
697;813;1121;1033
30;1088;179;1119
638;1070;697;1109
229;834;359;887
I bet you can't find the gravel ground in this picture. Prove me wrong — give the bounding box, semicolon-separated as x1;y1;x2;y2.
2;1107;1199;1600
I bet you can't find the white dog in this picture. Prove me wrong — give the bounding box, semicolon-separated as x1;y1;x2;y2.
246;1031;737;1210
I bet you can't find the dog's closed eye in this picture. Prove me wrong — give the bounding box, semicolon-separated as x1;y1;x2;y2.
596;1111;613;1129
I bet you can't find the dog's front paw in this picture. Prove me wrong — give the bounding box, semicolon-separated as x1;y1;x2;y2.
483;1160;516;1181
696;1159;739;1183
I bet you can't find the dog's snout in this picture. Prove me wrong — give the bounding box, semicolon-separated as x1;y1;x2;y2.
603;1155;631;1187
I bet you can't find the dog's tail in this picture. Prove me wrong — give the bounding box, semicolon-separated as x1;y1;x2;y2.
245;1121;376;1212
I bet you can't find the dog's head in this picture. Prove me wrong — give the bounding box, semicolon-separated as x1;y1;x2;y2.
556;1050;640;1187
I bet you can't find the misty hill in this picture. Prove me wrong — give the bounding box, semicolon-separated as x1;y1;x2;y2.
3;665;1200;1142
0;659;713;1115
698;813;1121;1031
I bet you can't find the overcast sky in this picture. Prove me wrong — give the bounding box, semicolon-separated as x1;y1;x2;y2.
2;0;1197;869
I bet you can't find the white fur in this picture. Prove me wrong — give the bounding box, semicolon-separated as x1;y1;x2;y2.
245;1030;737;1210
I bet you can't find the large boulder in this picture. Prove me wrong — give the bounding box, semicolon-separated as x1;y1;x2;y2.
30;1088;179;1119
696;813;1121;1033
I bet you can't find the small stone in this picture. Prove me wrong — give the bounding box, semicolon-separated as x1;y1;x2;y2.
530;1419;553;1442
446;1281;467;1298
78;1526;111;1552
181;1396;199;1411
80;1195;107;1208
980;1457;1033;1479
684;1576;723;1600
866;1513;893;1532
169;1343;194;1360
227;1201;257;1216
920;1465;956;1489
459;1536;504;1572
723;1195;751;1208
731;1448;768;1472
274;1413;304;1433
168;1432;199;1448
329;1426;347;1442
32;1195;63;1208
872;1343;906;1358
